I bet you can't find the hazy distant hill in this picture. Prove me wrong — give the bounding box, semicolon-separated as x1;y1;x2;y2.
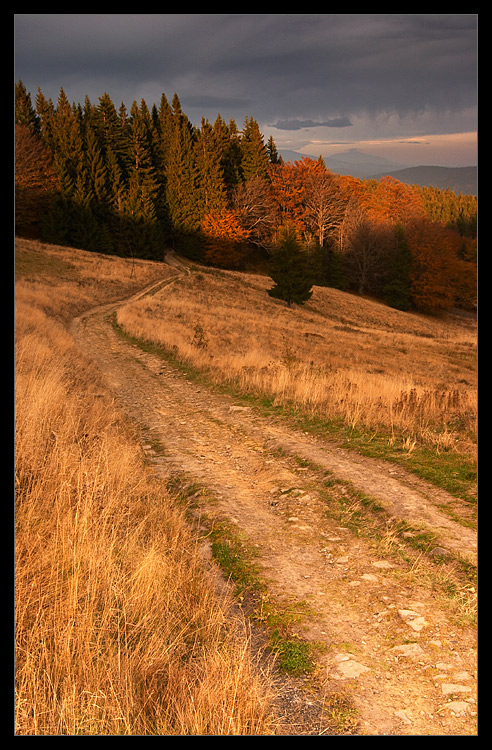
370;165;477;195
280;148;405;178
280;148;477;195
324;149;406;178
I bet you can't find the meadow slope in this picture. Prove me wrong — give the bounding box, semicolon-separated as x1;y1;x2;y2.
71;251;477;735
16;239;477;735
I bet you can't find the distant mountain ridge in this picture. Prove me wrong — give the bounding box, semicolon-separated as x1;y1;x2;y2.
370;165;477;196
279;148;477;195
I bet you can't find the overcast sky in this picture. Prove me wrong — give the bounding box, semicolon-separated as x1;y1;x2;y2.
14;14;478;167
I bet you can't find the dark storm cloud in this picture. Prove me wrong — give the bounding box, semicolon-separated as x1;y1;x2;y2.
14;14;477;128
273;117;353;130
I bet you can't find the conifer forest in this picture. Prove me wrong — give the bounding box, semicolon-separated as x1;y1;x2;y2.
15;81;477;313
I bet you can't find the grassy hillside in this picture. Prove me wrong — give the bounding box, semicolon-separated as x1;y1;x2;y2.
14;238;278;735
116;261;477;500
15;237;477;734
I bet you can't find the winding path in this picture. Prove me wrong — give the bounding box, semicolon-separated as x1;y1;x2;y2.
70;268;477;736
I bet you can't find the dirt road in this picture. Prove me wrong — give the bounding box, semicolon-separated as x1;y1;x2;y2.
70;271;477;736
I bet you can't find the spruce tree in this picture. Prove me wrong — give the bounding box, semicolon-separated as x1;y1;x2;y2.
84;124;109;205
267;134;281;164
122;100;162;258
95;93;131;176
156;93;174;170
268;224;313;306
35;88;56;147
240;117;270;181
39;88;86;247
382;224;413;310
15;81;40;134
194;118;228;217
213;115;242;193
165;94;202;256
51;88;85;199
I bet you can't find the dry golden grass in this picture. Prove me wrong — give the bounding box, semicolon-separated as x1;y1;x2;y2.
15;239;278;735
117;265;477;455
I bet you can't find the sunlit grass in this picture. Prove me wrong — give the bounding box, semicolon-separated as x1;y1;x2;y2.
116;263;476;499
15;239;278;735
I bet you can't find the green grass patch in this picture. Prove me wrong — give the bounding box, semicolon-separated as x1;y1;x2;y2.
112;315;476;504
209;521;265;598
269;631;315;676
204;516;318;676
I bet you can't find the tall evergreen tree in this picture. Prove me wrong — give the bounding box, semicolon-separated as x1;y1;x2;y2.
382;224;413;310
156;93;174;171
146;93;173;237
194;118;228;217
38;88;87;247
121;100;162;258
83;124;109;206
268;224;313;306
15;81;40;134
240;117;270;181
165;94;202;255
94;93;131;176
35;88;56;147
212;115;242;193
105;145;129;254
50;88;86;198
266;134;281;164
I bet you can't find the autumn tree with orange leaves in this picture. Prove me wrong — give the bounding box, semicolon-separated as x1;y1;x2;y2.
406;218;475;312
337;176;427;307
201;209;251;268
362;176;425;227
268;156;328;241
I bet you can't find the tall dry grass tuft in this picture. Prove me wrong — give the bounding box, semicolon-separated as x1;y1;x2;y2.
15;240;277;735
117;267;477;455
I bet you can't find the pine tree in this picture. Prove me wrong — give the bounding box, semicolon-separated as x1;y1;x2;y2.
266;135;281;164
194;118;228;217
382;224;413;310
105;145;128;253
95;92;131;177
240;117;270;181
83;124;109;205
156;93;174;170
165;95;202;255
15;81;40;134
37;88;87;247
35;88;56;148
150;93;174;236
121;100;162;258
213;116;243;193
268;224;313;306
50;88;85;199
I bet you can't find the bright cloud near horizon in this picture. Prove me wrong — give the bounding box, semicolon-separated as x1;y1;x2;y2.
14;13;478;167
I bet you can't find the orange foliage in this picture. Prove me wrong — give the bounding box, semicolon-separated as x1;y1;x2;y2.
202;209;251;268
268;156;327;235
407;218;469;312
337;174;366;202
359;176;425;227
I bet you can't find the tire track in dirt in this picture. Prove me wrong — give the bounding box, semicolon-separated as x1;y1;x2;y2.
70;274;477;736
